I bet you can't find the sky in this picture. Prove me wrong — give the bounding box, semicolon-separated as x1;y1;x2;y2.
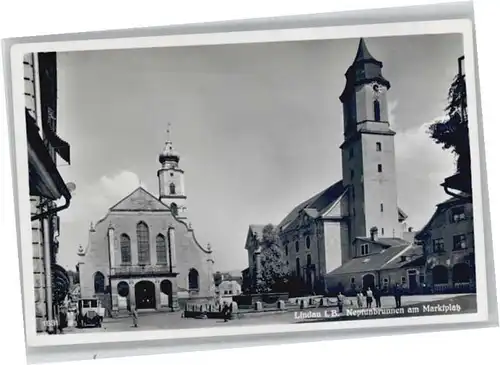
53;33;463;272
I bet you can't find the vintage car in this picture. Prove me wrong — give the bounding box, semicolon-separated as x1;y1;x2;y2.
76;298;105;328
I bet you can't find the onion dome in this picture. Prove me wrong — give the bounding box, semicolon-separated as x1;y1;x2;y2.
159;123;180;165
159;140;180;165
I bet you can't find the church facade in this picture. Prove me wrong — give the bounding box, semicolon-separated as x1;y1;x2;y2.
78;134;215;313
246;39;422;294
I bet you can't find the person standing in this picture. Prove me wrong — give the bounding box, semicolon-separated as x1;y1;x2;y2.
394;284;402;308
366;287;374;308
373;286;382;308
336;292;345;313
356;290;364;308
132;308;138;327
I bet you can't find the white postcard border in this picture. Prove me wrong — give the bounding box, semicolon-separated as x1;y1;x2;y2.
9;18;488;348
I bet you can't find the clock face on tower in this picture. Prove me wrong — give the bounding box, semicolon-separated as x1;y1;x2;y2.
371;82;385;99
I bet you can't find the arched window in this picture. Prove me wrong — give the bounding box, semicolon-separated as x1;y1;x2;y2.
285;245;288;256
295;258;301;277
136;221;150;264
94;271;105;293
169;182;176;195
170;203;178;216
188;268;199;290
374;100;381;121
120;234;131;264
156;234;167;264
295;241;299;253
306;236;311;250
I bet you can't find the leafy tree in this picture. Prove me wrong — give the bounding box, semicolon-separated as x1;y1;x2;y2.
427;57;471;189
255;224;288;293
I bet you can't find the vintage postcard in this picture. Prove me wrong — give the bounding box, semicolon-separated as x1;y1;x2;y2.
7;18;491;347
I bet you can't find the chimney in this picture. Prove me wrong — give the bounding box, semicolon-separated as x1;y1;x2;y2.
370;227;378;241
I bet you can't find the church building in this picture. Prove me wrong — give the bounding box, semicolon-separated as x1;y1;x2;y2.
246;39;422;294
78;131;215;313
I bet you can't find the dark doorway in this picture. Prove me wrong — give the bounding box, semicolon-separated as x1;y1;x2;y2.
362;274;375;292
135;280;156;309
408;270;418;293
432;265;448;285
117;281;130;297
160;280;173;309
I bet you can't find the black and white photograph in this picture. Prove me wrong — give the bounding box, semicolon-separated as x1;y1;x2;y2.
9;18;490;347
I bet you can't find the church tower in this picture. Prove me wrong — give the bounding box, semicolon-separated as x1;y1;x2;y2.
157;125;188;220
340;38;401;245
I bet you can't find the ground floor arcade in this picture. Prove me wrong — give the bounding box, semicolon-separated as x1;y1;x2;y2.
109;275;180;313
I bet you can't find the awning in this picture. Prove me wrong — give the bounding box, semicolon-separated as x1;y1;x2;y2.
26;108;71;201
52;264;70;305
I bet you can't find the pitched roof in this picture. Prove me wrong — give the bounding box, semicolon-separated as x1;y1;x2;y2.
356;237;409;248
278;180;345;230
381;245;423;270
326;245;410;276
110;187;170;212
415;196;470;240
248;224;267;240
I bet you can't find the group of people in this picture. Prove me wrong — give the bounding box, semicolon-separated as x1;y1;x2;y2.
335;283;405;312
357;286;382;308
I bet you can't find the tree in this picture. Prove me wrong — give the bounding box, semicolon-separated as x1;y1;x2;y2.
255;224;288;293
427;56;471;193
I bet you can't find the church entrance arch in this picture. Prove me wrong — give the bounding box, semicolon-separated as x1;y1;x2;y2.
160;280;173;308
362;274;375;292
135;280;156;310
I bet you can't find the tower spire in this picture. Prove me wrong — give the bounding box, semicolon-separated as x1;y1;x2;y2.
354;38;379;64
159;123;180;167
166;122;171;142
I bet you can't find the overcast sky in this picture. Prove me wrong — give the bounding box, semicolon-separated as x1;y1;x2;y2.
53;33;463;272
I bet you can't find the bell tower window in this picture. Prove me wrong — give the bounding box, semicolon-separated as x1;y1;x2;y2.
374;100;381;121
169;182;176;195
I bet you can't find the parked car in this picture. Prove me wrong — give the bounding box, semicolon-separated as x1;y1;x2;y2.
76;298;105;328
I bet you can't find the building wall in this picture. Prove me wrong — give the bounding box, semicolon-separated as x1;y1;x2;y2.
422;201;475;289
360;132;400;239
31;197;47;332
323;221;345;274
80;209;213;309
26;53;48;333
326;266;424;294
245;233;260;280
280;216;322;283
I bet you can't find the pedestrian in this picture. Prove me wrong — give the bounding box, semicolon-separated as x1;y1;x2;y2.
222;303;231;322
366;287;373;308
356;290;364;308
336;291;345;313
373;286;382;308
393;284;402;308
132;308;138;327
